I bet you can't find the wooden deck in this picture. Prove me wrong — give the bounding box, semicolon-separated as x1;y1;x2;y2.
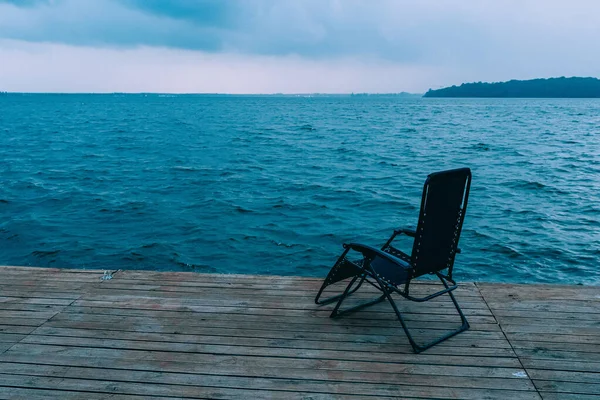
0;266;598;399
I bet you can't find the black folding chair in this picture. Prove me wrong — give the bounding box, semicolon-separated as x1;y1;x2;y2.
315;168;472;353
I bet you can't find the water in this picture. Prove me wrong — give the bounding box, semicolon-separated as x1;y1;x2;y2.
1;94;599;284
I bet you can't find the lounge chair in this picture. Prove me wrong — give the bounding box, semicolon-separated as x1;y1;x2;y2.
314;168;472;353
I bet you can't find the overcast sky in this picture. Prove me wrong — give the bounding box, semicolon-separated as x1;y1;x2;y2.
1;0;599;93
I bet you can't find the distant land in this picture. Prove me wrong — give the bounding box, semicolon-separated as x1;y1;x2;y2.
424;77;600;98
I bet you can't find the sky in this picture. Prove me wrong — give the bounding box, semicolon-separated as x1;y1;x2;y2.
1;0;599;93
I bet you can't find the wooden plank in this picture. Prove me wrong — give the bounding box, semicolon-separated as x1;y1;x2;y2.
71;297;493;318
0;296;76;306
0;387;175;400
0;343;13;354
510;340;600;354
77;288;486;305
491;309;600;321
68;301;495;322
0;373;413;400
0;352;531;381
0;318;52;327
100;276;477;289
500;323;600;336
0;360;536;392
495;316;600;328
90;283;483;300
483;301;600;314
16;335;520;365
91;279;482;294
119;269;324;281
0;267;105;277
533;380;600;396
515;348;600;363
63;304;497;323
506;332;600;345
45;311;502;337
520;358;600;373
539;394;599;400
0;310;60;320
6;342;523;369
0;325;39;335
42;317;508;353
114;271;483;295
527;369;600;384
58;303;496;326
42;314;509;342
0;333;27;343
25;327;512;357
0;369;541;399
0;290;82;300
0;304;68;313
477;283;600;301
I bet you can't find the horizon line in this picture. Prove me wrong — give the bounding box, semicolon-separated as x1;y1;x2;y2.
0;91;424;96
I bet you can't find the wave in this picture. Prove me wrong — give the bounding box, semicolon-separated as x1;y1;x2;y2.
172;166;201;172
31;250;61;257
470;142;490;151
486;244;523;259
506;179;569;195
297;124;316;131
233;205;253;213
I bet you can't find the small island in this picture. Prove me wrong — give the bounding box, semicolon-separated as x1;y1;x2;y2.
424;77;600;98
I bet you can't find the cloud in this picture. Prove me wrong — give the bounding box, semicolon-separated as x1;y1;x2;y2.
0;39;444;93
120;0;233;27
2;0;597;62
0;0;51;6
0;0;600;92
0;0;227;50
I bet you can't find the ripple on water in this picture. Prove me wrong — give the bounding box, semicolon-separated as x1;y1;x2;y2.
0;95;599;285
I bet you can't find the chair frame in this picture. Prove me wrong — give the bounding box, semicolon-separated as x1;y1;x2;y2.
315;168;471;353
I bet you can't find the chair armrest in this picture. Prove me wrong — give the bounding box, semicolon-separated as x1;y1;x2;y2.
382;227;415;254
394;227;416;237
344;243;411;268
344;242;412;285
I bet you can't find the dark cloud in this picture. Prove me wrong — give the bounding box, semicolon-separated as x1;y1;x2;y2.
0;0;52;6
120;0;233;27
0;0;599;72
0;0;447;61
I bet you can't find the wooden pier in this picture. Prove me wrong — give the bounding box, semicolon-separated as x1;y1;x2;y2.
0;266;598;399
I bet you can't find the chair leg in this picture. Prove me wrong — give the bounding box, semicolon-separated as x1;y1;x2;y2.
377;277;470;353
315;247;366;305
330;277;386;318
315;274;366;305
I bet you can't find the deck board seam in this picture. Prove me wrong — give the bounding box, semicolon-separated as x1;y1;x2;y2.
5;274;104;357
0;295;83;357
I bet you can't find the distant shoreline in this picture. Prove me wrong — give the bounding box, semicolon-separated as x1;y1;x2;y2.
424;77;600;98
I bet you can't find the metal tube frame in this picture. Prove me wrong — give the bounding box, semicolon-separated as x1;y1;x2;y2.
316;259;469;354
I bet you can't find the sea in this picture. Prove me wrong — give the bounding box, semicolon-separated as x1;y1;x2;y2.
0;94;598;284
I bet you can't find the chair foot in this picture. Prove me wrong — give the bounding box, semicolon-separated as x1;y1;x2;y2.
409;321;470;353
330;294;386;318
377;277;470;353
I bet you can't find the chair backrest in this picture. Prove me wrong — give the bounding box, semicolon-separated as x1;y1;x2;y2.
410;168;471;279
